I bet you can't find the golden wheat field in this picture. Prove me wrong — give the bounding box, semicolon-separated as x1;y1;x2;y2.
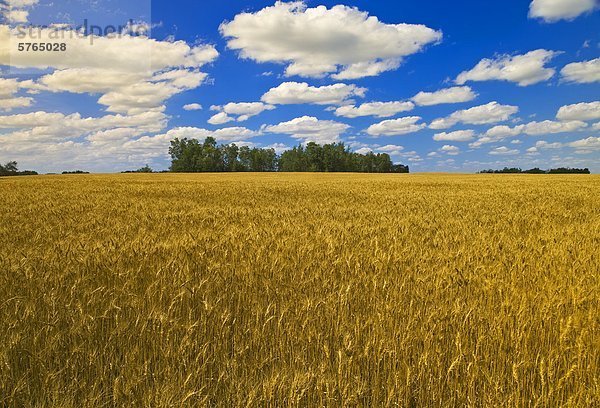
0;173;599;407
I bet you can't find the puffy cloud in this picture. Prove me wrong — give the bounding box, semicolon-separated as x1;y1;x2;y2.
407;157;423;163
219;1;441;79
86;128;146;145
470;126;523;148
37;68;210;115
261;82;366;105
534;140;564;149
0;110;166;134
0;110;172;171
332;59;402;80
183;103;203;111
5;10;28;23
37;68;148;94
156;126;260;142
429;102;519;129
366;116;426;136
0;111;74;129
568;136;600;153
433;129;475;142
0;25;219;113
556;101;600;121
0;0;39;23
412;86;476;106
380;145;422;161
0;78;20;98
0;96;32;111
0;140;162;173
208;112;234;125
469;135;511;149
210;102;275;122
440;145;460;155
519;120;587;135
561;58;600;83
220;102;273;116
99;73;208;115
0;77;33;111
1;25;218;72
489;146;519;155
334;101;414;118
485;125;524;139
153;68;209;88
529;0;598;22
470;120;587;147
0;123;261;173
377;144;405;154
456;50;558;86
263;116;349;144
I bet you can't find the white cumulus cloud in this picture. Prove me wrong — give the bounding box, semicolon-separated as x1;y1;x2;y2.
366;116;426;136
0;0;39;23
486;125;525;139
0;25;219;114
261;82;366;105
208;112;234;125
534;140;564;149
220;1;442;79
412;86;476;106
159;126;260;142
183;103;203;111
0;110;172;171
0;77;33;112
470;120;587;147
561;58;600;83
429;102;519;129
568;136;600;153
440;145;460;155
210;102;275;122
520;120;588;135
529;0;598;22
263;116;350;144
456;50;558;86
433;130;475;142
556;101;600;121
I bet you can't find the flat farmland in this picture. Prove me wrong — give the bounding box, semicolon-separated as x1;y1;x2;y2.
1;174;598;407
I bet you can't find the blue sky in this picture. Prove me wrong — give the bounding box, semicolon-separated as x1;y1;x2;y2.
0;0;598;172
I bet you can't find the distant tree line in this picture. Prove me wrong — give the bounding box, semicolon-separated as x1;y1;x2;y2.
278;143;409;173
169;137;409;173
62;170;90;174
0;161;38;176
121;165;155;174
479;167;590;174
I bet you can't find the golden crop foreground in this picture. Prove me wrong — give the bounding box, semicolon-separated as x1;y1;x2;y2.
0;173;598;407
